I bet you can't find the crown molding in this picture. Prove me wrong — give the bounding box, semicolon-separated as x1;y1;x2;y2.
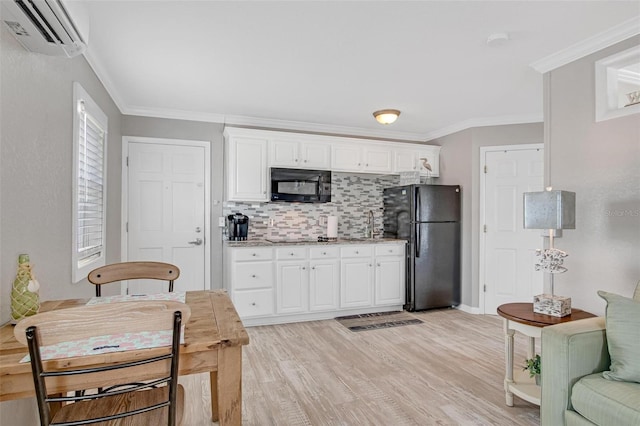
424;113;543;142
530;16;640;74
222;115;426;142
116;106;427;142
82;48;128;114
121;105;228;125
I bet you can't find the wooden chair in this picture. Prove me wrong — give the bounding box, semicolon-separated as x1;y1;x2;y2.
14;301;191;426
88;261;180;296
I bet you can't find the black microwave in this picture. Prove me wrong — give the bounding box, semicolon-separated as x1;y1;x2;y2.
270;168;331;203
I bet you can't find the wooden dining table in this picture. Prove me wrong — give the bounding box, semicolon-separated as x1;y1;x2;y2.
0;290;249;425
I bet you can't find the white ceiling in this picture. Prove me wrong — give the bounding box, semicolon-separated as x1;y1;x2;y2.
83;1;640;141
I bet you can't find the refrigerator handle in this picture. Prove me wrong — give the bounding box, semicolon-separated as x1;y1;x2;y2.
415;187;421;257
415;187;421;224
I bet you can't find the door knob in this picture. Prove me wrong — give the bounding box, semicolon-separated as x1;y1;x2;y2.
188;238;203;246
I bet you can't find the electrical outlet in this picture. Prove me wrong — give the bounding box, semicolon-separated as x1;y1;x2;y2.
218;216;226;227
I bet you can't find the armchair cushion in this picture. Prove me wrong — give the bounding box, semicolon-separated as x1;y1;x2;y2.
597;291;640;383
571;373;640;426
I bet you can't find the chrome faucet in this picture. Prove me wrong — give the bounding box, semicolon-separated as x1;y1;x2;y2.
367;210;379;239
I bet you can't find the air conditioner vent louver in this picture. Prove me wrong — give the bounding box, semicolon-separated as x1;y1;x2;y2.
15;0;60;44
1;0;89;58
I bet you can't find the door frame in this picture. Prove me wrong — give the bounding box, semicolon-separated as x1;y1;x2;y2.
121;136;211;294
478;143;543;314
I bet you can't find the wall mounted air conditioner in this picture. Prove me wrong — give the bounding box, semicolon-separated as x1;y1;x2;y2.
1;0;89;58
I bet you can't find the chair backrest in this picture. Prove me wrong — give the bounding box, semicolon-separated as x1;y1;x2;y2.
14;301;191;426
87;261;180;296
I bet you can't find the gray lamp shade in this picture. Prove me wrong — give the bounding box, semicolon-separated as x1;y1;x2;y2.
523;190;576;230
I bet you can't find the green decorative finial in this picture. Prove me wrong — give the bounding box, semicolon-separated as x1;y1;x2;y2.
11;254;40;323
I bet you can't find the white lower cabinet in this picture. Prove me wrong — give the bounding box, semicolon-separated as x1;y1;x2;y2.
341;259;373;307
276;261;309;314
233;289;274;318
375;258;404;305
226;242;405;325
340;245;374;308
226;248;274;319
340;244;405;308
309;260;340;311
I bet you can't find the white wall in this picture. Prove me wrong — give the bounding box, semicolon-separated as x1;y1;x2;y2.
545;35;640;316
0;25;122;424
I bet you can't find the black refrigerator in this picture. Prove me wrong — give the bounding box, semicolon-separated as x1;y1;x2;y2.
383;184;461;311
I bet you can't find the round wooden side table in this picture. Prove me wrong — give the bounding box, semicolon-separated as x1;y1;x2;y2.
497;303;595;407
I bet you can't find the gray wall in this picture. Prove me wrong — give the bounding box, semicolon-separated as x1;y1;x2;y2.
121;116;225;289
0;25;123;313
434;123;544;308
545;35;640;316
0;25;122;424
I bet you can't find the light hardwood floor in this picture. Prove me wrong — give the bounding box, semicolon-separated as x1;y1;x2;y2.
179;309;540;425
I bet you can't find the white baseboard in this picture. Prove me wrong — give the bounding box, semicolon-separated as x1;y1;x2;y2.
456;304;482;315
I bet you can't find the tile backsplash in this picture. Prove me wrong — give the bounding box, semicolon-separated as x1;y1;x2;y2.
223;173;408;240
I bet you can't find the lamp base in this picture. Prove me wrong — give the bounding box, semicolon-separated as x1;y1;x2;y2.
533;294;571;317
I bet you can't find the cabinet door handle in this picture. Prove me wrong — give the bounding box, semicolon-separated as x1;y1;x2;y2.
322;252;327;255
252;253;257;256
251;302;256;306
377;263;381;267
251;274;257;278
302;267;306;270
295;158;299;162
369;264;372;267
290;253;295;256
311;266;316;270
355;251;359;254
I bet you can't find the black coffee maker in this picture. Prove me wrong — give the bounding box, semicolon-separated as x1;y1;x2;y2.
227;213;249;241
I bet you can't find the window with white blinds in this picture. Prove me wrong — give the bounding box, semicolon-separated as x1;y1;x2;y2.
72;83;108;283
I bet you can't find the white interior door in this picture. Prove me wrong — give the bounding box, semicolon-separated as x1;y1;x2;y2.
481;146;544;314
126;139;209;294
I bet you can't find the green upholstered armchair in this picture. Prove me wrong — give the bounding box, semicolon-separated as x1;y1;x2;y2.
540;283;640;426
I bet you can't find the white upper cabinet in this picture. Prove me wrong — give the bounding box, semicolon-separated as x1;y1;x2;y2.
363;146;393;173
224;127;441;201
300;142;331;169
393;145;441;177
331;142;393;173
331;144;362;171
270;138;330;169
224;128;269;202
395;150;419;172
270;139;297;166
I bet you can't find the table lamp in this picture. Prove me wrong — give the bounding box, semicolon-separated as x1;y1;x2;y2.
523;188;576;317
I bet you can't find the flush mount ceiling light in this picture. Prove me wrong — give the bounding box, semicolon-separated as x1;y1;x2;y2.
373;109;401;125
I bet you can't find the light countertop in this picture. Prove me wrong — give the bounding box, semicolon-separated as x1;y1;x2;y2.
225;238;407;248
